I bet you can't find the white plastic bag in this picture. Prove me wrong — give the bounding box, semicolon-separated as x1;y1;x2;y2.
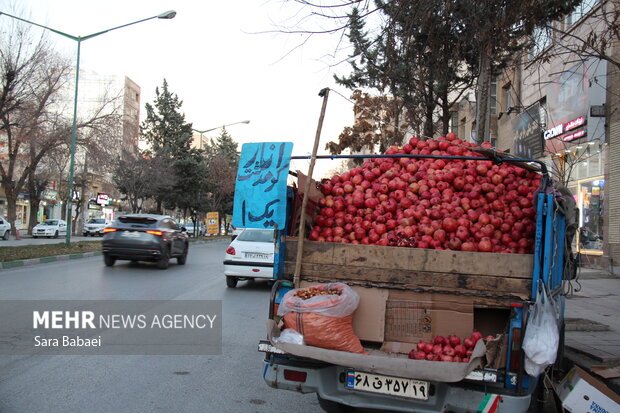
272;328;305;345
522;282;560;376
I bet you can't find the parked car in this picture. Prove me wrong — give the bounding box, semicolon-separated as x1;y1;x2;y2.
83;218;109;237
102;214;189;269
230;225;244;240
32;219;67;239
184;222;205;237
0;217;11;240
223;228;275;288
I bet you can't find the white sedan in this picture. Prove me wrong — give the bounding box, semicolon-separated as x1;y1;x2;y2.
223;228;274;288
32;219;67;238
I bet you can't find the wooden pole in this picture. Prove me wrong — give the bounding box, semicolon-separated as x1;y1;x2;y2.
293;88;330;287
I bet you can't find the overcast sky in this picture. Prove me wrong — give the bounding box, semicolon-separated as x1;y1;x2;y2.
2;0;357;178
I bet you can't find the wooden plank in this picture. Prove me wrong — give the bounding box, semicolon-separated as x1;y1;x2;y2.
285;239;533;278
286;238;335;265
406;248;532;278
285;262;531;296
292;276;519;309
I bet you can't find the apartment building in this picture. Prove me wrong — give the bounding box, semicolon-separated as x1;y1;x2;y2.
452;0;617;270
0;70;141;231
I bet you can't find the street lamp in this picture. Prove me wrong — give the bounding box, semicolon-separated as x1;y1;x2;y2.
192;120;250;150
0;10;176;245
191;120;249;237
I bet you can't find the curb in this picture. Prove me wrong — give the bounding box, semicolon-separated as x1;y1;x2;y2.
0;237;230;270
0;251;103;270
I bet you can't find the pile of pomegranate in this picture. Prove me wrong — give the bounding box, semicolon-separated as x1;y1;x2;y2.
292;286;342;299
408;331;492;362
310;133;541;253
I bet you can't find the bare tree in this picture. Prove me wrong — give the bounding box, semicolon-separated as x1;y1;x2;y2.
326;90;421;155
113;150;176;213
0;17;124;235
0;21;72;234
537;1;619;71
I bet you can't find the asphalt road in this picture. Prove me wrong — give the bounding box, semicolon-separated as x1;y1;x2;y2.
0;240;320;413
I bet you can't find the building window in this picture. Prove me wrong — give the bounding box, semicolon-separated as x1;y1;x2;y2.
503;84;513;112
529;26;551;60
458;117;466;140
449;111;458;133
538;98;547;129
490;77;498;115
565;0;598;25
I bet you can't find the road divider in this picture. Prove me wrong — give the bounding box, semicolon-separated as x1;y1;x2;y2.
0;237;230;270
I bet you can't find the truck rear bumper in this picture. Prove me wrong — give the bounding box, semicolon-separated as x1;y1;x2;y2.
263;361;533;413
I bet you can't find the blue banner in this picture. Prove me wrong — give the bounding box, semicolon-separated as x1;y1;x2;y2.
232;142;293;229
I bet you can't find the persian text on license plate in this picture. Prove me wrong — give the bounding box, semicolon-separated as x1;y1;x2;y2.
122;231;141;238
345;370;429;400
245;252;269;259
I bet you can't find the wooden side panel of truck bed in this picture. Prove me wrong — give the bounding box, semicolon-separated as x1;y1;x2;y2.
284;238;534;308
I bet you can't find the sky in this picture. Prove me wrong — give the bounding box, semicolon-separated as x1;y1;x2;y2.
1;0;357;179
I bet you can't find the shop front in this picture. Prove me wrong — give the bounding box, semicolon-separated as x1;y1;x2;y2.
547;142;607;259
540;56;609;264
573;176;605;255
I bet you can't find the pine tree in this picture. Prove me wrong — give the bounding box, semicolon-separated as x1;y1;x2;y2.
333;0;581;144
140;79;200;214
141;79;194;158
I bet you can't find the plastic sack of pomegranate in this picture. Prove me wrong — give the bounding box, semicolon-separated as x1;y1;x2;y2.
277;283;364;354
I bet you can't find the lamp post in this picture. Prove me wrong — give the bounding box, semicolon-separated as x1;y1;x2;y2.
0;10;176;245
192;120;250;150
191;120;249;236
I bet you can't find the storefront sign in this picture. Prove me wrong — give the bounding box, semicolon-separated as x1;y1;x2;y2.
562;129;587;142
42;189;58;201
513;103;543;158
564;116;586;132
544;123;564;140
543;115;587;140
207;212;219;235
96;193;109;206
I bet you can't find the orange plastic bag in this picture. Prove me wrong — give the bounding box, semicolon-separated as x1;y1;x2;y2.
282;312;364;354
278;283;364;354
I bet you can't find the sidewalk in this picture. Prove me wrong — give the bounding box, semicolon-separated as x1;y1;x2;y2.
563;268;620;393
0;235;94;247
564;269;620;363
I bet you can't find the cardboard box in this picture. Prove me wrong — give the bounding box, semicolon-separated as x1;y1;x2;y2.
383;291;473;345
555;366;620;413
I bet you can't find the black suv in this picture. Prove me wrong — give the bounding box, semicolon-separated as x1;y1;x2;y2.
102;214;189;269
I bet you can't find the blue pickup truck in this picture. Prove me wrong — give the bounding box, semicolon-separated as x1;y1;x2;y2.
257;152;576;413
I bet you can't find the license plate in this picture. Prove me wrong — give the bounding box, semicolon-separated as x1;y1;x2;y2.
122;231;141;238
245;252;269;259
345;370;429;400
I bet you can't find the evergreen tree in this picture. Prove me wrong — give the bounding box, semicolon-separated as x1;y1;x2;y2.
203;128;240;223
140;79;202;214
141;79;194;158
333;0;581;144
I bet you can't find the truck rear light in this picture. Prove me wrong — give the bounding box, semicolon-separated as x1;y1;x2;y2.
283;369;307;383
103;228;117;233
226;247;236;255
146;230;163;236
509;328;522;372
